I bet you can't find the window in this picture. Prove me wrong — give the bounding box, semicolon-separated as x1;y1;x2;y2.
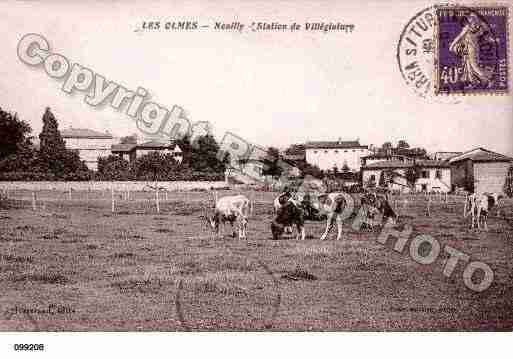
344;150;348;153
324;150;328;154
421;184;427;191
435;169;442;179
421;170;429;178
334;150;338;153
370;174;376;181
352;149;355;152
313;151;318;154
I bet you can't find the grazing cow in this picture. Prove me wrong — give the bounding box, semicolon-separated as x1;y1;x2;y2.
318;193;348;241
208;194;251;239
372;193;398;226
465;192;503;230
273;190;294;234
271;200;306;240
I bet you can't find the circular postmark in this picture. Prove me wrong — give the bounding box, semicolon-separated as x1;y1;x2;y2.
397;5;503;100
397;6;439;99
175;257;281;330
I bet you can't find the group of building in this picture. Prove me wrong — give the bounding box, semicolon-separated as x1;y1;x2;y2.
60;127;512;195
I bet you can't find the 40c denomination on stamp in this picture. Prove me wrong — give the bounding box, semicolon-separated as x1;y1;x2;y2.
434;5;509;95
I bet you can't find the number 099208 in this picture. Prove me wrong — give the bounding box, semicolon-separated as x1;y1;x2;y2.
13;344;44;351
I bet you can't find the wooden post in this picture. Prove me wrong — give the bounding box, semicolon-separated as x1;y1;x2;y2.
31;191;36;211
111;187;115;213
155;188;160;213
426;196;431;216
463;193;468;217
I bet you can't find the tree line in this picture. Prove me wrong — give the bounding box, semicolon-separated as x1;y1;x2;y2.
0;107;227;181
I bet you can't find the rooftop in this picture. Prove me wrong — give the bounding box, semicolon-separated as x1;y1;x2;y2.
449;147;513;163
111;140;181;152
362;159;450;169
60;127;113;139
305;140;367;149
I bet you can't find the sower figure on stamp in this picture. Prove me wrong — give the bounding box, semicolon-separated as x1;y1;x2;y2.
449;13;495;89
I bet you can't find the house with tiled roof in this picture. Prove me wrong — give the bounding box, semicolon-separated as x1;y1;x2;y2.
305;139;370;171
361;159;451;193
60;127;117;170
111;139;183;164
433;151;462;161
449;147;513;194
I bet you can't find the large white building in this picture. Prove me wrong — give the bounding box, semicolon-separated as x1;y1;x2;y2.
61;128;117;170
305;140;370;171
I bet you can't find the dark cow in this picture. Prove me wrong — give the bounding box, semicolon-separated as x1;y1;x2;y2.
271;200;306;240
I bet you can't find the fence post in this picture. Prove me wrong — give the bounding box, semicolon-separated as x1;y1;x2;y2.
155;188;160;213
111;187;115;213
31;191;36;211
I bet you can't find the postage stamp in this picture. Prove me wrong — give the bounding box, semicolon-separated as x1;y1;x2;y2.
434;5;509;95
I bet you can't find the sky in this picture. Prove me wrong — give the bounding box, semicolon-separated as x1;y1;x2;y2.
0;0;511;156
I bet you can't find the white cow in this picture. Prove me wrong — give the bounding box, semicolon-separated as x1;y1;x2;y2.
465;192;502;230
208;194;251;239
318;193;348;241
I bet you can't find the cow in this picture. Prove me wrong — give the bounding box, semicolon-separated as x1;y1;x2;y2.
271;199;306;240
317;193;348;241
207;194;251;239
273;190;294;234
465;192;503;230
315;191;396;240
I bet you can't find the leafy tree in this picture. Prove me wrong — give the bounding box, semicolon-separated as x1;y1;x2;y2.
504;165;513;198
120;134;137;144
298;162;323;179
284;144;305;155
397;140;410;149
382;142;393;151
97;155;131;180
262;147;283;179
0;108;32;161
405;163;422;190
0;146;38;173
178;134;225;173
133;152;180;181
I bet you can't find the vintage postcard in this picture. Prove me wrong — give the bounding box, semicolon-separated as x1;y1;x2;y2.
0;0;512;356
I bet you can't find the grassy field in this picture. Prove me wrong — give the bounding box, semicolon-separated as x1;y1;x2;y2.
1;189;513;331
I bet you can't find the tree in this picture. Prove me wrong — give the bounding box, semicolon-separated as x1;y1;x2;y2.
0;108;32;161
97;155;131;180
405;163;421;190
382;142;393;151
120;134;137;144
38;107;87;177
397;140;410;149
133;152;180;181
190;134;226;173
504;165;513;198
262;147;283;179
